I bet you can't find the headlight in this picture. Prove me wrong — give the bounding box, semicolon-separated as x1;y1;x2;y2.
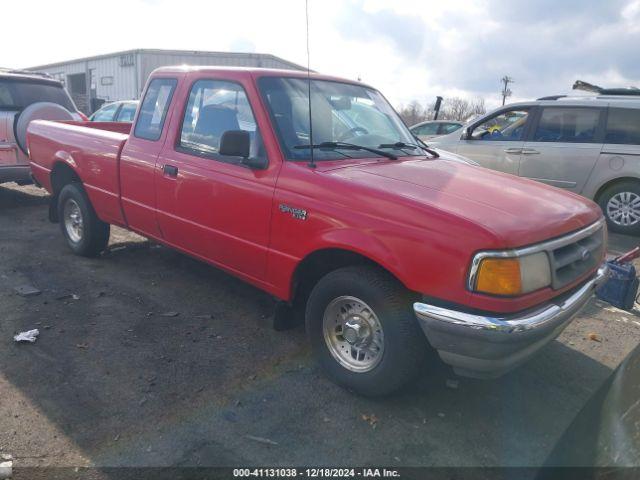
470;251;551;296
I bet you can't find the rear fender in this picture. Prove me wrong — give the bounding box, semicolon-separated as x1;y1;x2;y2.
49;154;81;222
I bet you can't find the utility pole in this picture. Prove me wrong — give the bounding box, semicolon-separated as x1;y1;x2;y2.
501;76;514;105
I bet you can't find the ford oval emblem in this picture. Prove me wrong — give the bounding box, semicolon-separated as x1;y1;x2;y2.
581;249;590;261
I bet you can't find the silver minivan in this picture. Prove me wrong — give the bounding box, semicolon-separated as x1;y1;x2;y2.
430;95;640;235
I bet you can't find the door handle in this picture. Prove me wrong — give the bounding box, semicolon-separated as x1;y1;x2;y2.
521;148;540;155
503;148;522;154
163;164;178;177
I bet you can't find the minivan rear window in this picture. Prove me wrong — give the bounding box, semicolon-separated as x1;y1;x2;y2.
0;80;75;111
533;107;601;143
605;108;640;145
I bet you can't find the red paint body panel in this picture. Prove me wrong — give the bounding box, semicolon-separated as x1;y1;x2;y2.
27;67;605;314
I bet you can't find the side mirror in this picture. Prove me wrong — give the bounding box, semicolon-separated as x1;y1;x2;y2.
220;130;250;158
219;130;268;169
461;127;473;140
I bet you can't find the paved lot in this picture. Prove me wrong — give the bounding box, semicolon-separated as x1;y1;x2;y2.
1;183;640;473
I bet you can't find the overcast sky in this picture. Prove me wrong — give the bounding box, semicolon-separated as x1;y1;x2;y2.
4;0;640;110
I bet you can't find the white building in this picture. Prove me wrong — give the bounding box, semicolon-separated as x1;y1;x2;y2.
28;48;306;113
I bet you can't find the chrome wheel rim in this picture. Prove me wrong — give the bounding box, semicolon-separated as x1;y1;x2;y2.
63;199;84;243
607;192;640;227
322;296;384;372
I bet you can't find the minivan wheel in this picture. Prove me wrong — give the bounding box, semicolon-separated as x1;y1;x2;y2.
57;183;110;256
305;265;428;396
598;181;640;236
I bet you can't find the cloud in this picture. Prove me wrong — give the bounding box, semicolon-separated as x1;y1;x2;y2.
3;0;639;111
335;1;427;58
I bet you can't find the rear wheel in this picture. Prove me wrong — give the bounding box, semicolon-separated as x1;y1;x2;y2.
597;181;640;236
305;265;427;396
57;183;110;257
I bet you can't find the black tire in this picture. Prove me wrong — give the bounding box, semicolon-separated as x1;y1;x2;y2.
305;265;428;396
57;183;110;257
597;180;640;236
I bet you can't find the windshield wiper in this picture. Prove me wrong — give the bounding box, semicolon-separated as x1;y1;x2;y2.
378;142;419;150
294;141;397;160
378;141;440;159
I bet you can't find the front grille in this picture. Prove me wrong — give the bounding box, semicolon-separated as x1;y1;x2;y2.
549;222;605;289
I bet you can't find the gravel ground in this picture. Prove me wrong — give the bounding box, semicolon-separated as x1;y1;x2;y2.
1;183;639;475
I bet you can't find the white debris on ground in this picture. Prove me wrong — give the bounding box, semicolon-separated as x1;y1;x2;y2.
13;329;40;343
0;453;12;479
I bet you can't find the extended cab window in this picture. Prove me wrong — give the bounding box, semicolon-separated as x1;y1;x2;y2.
134;78;177;141
605;108;640;145
533;107;601;143
178;79;265;163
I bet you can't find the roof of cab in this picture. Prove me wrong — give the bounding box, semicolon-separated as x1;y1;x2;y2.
150;65;373;89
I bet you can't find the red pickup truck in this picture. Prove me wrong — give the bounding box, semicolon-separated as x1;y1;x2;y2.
28;67;608;395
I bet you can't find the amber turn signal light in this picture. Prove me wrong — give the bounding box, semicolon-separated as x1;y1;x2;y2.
475;257;522;296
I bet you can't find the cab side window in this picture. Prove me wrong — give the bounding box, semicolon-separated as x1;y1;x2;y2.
134;78;177;141
470;109;529;141
533;107;601;143
605;108;640;145
178;79;265;164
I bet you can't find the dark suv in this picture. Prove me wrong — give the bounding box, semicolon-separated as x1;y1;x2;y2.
0;70;83;184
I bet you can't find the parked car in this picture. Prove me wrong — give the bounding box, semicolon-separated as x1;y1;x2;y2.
430;94;640;235
0;69;84;185
90;100;139;122
28;67;608;396
410;119;463;141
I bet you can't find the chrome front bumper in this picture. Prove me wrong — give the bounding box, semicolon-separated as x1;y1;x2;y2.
413;264;610;378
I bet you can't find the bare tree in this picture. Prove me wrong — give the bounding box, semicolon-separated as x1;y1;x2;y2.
398;97;486;125
439;97;486;122
397;100;429;126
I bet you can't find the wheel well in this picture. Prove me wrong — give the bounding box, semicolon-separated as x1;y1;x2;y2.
291;248;402;308
49;163;81;222
594;177;640;203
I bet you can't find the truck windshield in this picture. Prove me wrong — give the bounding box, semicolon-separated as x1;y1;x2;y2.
258;77;422;161
0;79;75;111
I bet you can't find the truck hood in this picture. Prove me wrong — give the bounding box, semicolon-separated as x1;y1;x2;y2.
325;157;602;248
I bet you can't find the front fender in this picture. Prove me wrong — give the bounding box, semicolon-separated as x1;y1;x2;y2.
311;228;405;282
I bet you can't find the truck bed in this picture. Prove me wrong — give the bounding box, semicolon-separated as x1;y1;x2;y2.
28;120;130;226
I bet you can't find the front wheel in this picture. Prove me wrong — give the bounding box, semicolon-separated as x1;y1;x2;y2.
305;266;428;396
58;183;110;257
597;181;640;236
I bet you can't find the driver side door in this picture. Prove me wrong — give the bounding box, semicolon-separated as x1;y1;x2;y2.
456;107;533;175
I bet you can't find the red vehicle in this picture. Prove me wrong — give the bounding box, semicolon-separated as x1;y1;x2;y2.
28;67;609;395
